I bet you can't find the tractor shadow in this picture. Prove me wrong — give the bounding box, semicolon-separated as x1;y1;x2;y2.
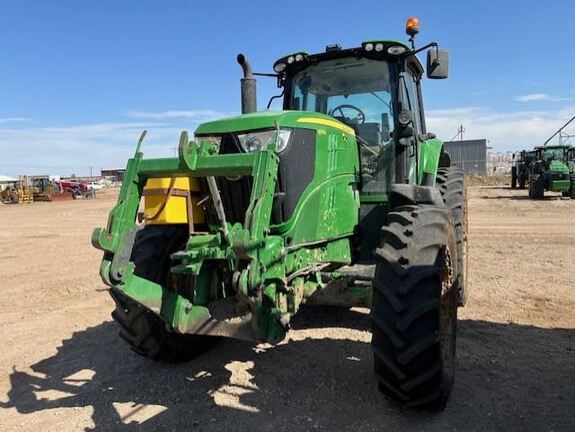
481;186;517;191
2;316;574;431
481;194;567;201
480;194;532;201
474;186;531;200
478;186;570;201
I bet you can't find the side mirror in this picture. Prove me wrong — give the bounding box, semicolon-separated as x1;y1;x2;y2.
381;113;391;140
426;48;449;79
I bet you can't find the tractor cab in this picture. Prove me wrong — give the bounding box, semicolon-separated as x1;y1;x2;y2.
568;147;575;178
277;45;404;192
272;38;447;195
534;145;570;168
568;147;575;167
517;150;537;171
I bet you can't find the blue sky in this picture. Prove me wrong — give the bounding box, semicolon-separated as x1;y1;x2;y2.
1;0;574;176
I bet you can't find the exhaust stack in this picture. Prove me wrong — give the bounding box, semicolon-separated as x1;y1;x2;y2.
237;54;257;114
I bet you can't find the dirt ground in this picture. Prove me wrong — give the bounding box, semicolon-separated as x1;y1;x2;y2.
0;186;574;431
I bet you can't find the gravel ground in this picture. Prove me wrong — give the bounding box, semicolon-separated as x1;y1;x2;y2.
0;186;574;431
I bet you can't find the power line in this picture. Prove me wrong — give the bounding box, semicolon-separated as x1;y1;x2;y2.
449;124;465;142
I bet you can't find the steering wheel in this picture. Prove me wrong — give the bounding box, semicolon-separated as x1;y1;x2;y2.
329;104;366;125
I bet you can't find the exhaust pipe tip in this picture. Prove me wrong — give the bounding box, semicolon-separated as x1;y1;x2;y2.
237;53;253;78
237;53;257;114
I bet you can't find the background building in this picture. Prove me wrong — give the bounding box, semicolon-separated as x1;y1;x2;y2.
0;175;17;191
100;169;126;183
443;139;487;175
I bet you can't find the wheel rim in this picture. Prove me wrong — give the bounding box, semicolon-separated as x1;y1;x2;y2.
462;192;469;293
439;244;456;384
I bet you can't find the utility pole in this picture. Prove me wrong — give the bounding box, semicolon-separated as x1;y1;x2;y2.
458;124;465;141
449;124;466;142
89;166;93;179
544;115;575;146
559;131;575;146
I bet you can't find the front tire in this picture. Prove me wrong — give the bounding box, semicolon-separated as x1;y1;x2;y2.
529;174;544;200
371;205;458;409
9;191;19;204
110;225;217;361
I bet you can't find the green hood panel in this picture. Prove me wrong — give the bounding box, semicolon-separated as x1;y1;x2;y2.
195;110;354;135
549;160;569;173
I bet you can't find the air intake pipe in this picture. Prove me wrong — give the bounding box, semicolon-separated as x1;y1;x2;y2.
237;54;257;114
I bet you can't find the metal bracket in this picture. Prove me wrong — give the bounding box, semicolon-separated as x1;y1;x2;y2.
389;183;444;208
109;226;143;283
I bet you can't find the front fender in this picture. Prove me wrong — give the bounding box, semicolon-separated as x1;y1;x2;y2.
418;138;444;185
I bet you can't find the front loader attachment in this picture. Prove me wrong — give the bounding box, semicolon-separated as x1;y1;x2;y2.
93;120;363;344
93;131;288;342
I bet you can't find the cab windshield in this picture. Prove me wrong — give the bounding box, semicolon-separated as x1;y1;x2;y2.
288;57;395;145
542;148;565;161
287;56;397;193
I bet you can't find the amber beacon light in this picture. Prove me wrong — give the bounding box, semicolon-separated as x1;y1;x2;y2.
406;17;420;37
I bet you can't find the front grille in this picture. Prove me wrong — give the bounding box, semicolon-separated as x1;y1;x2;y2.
216;133;254;225
217;177;253;224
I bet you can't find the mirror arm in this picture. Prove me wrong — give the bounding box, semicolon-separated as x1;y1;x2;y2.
253;72;279;77
266;89;286;110
409;42;438;57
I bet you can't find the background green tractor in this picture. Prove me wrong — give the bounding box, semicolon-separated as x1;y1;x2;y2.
93;19;467;409
511;150;536;189
567;147;575;198
528;145;571;199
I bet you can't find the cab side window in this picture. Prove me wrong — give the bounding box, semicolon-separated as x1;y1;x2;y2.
400;72;423;136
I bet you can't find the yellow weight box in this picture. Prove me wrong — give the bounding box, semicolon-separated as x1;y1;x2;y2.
143;177;205;225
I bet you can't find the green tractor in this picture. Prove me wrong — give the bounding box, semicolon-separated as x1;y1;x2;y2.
528;145;571;199
567;146;575;198
511;150;536;189
93;19;467;409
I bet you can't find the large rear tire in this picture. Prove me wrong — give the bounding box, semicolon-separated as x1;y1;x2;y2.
570;175;575;199
371;205;458;410
436;168;468;306
518;174;526;189
8;190;19;204
511;167;517;188
110;225;217;361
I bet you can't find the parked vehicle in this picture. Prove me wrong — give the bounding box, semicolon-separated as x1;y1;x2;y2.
528;145;571;199
93;19;466;409
511;150;536;189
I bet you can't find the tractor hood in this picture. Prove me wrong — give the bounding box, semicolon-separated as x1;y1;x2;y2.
549;160;569;173
194;110;354;136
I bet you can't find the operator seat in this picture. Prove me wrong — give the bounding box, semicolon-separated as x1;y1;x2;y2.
355;123;382;185
355;123;381;147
